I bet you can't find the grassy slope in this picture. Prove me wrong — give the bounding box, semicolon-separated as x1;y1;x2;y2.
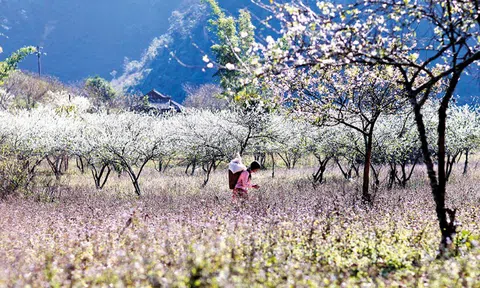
0;163;479;287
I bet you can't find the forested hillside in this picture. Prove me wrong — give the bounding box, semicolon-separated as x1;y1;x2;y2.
1;0;479;102
0;0;180;82
112;0;267;101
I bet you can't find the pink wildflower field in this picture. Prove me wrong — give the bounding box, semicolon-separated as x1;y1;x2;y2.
1;165;479;287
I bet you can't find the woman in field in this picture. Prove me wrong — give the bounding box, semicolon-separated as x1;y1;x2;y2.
233;161;261;200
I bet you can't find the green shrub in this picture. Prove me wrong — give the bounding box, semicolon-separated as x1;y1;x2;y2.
0;156;30;198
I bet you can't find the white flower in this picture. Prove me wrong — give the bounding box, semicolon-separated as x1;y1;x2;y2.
409;53;419;61
266;36;275;45
240;31;249;38
207;63;214;69
254;67;263;75
202;55;210;63
225;63;235;70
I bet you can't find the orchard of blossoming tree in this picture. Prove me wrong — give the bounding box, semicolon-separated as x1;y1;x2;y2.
1;0;480;286
202;0;480;255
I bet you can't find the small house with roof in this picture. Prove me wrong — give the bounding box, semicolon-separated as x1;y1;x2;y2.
144;89;184;114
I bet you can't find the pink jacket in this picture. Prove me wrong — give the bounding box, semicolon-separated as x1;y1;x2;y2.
235;170;252;191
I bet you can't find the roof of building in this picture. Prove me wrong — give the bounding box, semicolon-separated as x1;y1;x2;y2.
144;89;184;112
145;89;171;102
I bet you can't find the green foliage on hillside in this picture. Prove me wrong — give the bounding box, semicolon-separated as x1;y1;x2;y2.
85;76;117;102
205;0;256;97
0;46;36;85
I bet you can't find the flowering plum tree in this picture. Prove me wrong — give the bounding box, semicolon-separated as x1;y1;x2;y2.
88;113;165;195
173;109;239;184
270;115;310;170
305;125;339;184
221;105;276;158
71;116;113;189
287;65;406;203
0;108;67;195
376;112;422;188
444;104;480;179
40;113;77;180
215;0;480;253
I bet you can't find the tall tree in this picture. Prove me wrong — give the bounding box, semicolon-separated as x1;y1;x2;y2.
0;46;36;85
283;65;406;203
234;0;480;253
205;0;256;95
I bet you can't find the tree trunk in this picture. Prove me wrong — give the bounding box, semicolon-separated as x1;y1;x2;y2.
157;160;163;173
292;157;298;169
352;163;360;178
411;91;457;255
362;131;374;205
91;164;111;190
313;157;330;184
370;163;380;188
397;158;418;188
445;152;460;182
271;153;275;178
336;158;349;180
260;153;266;169
239;127;252;157
387;163;396;190
254;153;266;169
437;72;462;252
132;179;141;196
277;153;292;169
213;159;221;171
63;155;69;172
463;148;469;175
123;159;151;196
126;169;142;196
100;167;111;189
46;156;64;180
76;156;85;174
191;159;197;176
165;158;172;172
202;159;215;187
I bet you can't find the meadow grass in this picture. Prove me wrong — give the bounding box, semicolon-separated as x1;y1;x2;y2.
1;163;480;287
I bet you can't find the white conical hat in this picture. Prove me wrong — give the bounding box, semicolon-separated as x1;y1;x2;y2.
229;154;247;173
